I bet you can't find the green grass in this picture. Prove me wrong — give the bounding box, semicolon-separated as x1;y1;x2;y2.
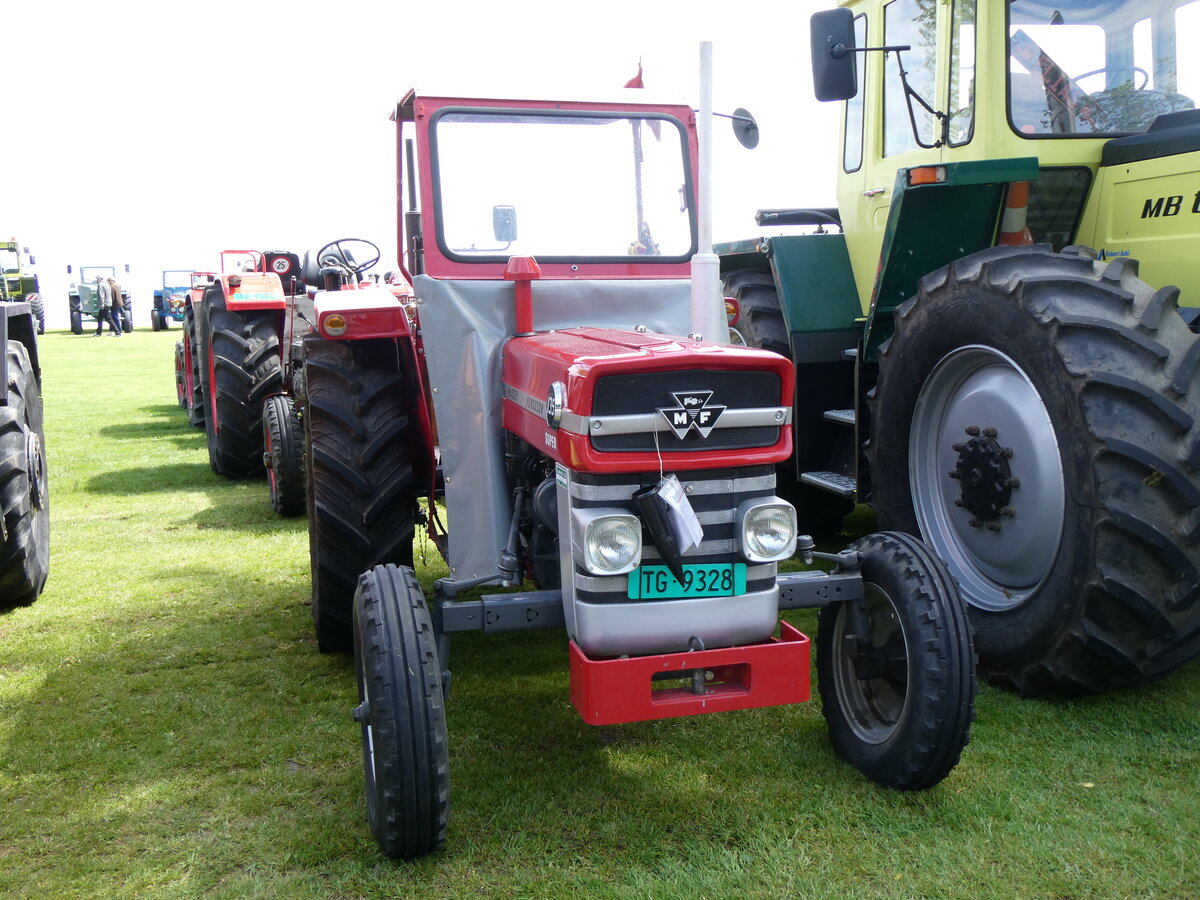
2;328;1198;899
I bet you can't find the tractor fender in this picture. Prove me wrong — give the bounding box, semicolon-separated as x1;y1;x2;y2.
312;285;413;341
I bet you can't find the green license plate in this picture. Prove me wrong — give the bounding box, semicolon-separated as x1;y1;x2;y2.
627;563;747;600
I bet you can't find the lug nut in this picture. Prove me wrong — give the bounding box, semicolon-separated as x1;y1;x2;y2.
952;442;965;452
1002;447;1014;458
1000;506;1016;517
983;426;998;438
965;425;981;436
1006;477;1020;488
948;470;960;479
985;521;1002;532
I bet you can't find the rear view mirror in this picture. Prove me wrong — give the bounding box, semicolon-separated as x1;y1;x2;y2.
811;8;858;102
493;205;517;243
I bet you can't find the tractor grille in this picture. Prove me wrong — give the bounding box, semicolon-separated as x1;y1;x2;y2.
590;368;781;452
569;465;777;604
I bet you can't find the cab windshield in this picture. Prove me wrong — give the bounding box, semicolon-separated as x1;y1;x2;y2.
430;110;694;261
1;247;18;275
1010;0;1200;136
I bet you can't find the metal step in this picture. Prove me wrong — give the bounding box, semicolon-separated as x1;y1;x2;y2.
800;470;857;497
823;408;855;426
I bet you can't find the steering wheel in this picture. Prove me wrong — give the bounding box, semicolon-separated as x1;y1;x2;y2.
1072;66;1150;92
316;238;380;278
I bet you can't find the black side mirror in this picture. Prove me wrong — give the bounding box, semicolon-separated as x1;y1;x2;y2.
811;8;858;102
493;205;517;243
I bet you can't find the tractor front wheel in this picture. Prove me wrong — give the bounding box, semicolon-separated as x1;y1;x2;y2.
304;337;415;651
0;340;50;608
174;341;187;408
353;564;449;860
69;306;82;335
184;304;206;428
817;531;975;790
263;394;304;516
870;245;1200;694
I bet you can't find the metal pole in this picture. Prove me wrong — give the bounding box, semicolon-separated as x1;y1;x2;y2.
690;41;724;342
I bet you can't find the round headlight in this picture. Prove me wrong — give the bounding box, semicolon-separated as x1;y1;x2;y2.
744;504;797;561
586;517;641;573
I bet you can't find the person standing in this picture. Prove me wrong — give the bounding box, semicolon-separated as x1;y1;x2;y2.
107;277;124;336
93;276;119;336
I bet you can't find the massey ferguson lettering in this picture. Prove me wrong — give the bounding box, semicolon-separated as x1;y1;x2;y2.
658;391;727;439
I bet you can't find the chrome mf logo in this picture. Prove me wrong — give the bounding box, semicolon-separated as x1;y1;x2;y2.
658;391;726;439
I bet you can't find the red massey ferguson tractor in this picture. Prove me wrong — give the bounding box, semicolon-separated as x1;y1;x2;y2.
177;250;304;477
300;89;977;860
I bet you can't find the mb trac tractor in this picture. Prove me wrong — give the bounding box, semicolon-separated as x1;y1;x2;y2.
716;0;1200;696
301;88;976;860
67;264;132;334
152;271;193;331
181;249;302;477
1;240;45;334
0;286;49;607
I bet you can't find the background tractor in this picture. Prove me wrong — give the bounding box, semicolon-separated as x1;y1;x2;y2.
0;289;49;607
181;249;301;478
151;270;192;331
1;239;44;334
301;88;976;860
715;0;1200;695
67;264;132;334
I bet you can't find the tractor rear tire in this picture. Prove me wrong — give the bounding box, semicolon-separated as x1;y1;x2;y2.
869;244;1200;694
304;337;415;652
817;532;975;790
353;564;449;860
202;288;283;477
174;341;187;408
28;295;45;335
185;304;206;428
0;341;50;608
721;268;790;354
264;394;304;517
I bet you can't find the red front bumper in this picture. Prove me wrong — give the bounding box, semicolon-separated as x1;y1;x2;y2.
569;621;810;726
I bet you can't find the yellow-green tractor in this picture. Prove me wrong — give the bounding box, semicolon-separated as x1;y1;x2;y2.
1;240;44;334
716;0;1200;694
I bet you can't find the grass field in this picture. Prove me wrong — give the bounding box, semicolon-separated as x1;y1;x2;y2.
2;328;1199;899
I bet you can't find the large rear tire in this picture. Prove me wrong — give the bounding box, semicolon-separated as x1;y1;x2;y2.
870;245;1200;694
185;304;206;428
353;564;449;860
0;341;49;608
264;394;305;517
817;531;975;790
304;337;415;652
201;287;283;477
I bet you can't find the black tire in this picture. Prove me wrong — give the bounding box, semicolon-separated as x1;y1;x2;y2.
869;244;1200;694
27;295;45;335
69;307;82;335
151;309;163;332
817;531;975;790
721;268;790;354
173;341;187;408
201;288;283;477
304;337;415;652
353;564;449;860
185;304;206;428
264;394;305;517
0;340;50;608
120;305;133;333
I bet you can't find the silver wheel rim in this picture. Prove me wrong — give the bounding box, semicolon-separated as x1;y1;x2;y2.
830;583;910;744
910;345;1064;612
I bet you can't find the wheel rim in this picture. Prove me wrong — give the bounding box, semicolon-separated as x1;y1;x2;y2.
829;584;910;744
910;345;1065;612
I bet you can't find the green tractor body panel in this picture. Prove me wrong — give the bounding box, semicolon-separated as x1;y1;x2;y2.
863;156;1040;359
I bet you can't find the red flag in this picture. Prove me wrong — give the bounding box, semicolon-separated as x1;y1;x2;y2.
624;61;644;89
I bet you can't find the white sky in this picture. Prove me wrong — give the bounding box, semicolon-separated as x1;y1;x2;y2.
9;0;838;328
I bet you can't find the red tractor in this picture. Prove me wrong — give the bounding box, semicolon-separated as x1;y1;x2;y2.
300;89;977;860
178;250;304;477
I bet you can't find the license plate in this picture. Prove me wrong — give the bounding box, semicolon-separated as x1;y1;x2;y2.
627;563;747;600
